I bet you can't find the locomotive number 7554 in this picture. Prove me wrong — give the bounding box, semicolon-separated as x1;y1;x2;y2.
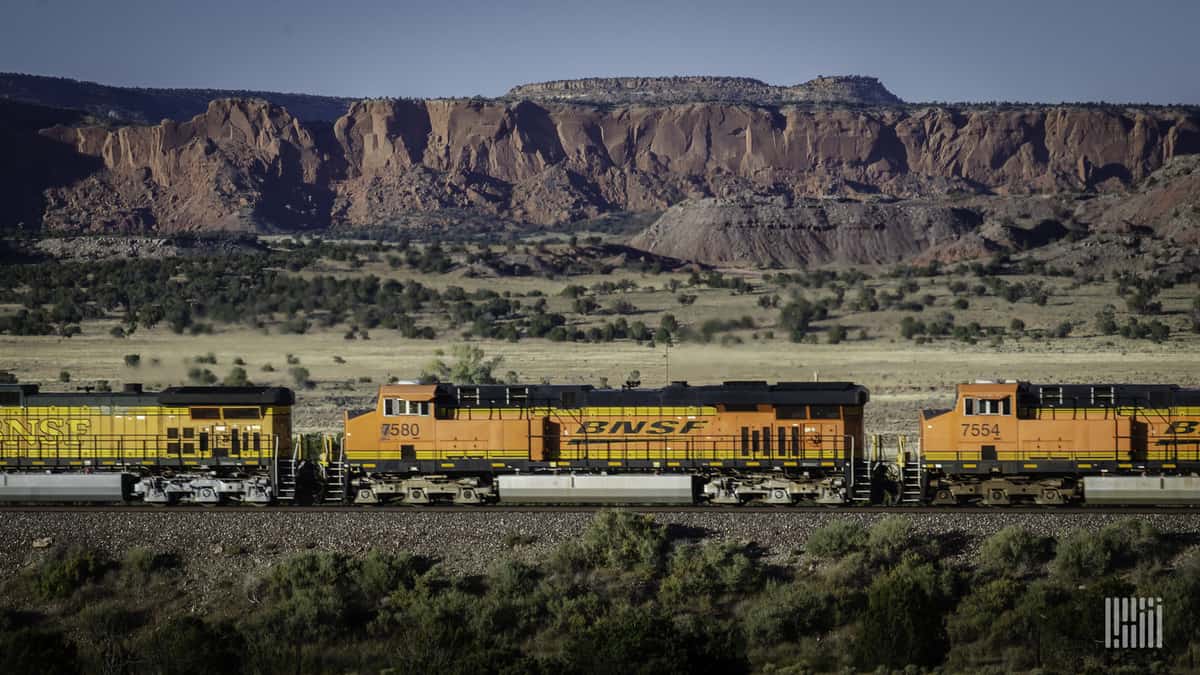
961;423;1001;437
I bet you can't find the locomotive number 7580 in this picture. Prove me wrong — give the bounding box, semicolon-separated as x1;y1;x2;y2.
381;423;420;438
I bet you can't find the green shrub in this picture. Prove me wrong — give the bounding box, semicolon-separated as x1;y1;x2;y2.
502;532;537;549
867;516;913;564
857;560;949;668
289;366;313;389
122;354;140;367
122;547;179;582
743;580;836;646
551;510;668;574
976;526;1052;578
945;577;1024;648
805;520;868;558
1052;518;1166;579
33;547;107;600
223;366;251;386
659;542;762;607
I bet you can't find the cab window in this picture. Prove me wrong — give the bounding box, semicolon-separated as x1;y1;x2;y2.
965;397;1011;416
384;398;429;416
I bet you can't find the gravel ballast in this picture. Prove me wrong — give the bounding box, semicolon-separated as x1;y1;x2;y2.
5;510;1200;578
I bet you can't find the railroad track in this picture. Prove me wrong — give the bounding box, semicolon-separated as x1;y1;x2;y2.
0;504;1196;514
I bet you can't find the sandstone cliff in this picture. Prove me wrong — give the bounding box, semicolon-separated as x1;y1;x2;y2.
11;95;1200;241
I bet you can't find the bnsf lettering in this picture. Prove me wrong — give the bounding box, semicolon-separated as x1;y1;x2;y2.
574;420;707;435
0;419;91;439
1166;421;1199;434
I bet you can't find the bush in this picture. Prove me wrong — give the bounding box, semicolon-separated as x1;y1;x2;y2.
502;532;537;549
123;354;140;368
223;367;250;387
743;580;836;647
976;526;1052;578
58;370;70;383
1051;518;1165;580
420;344;504;384
122;547;180;582
288;366;313;389
659;542;762;607
187;367;218;385
33;547;107;600
867;516;913;565
805;520;868;558
551;510;668;574
857;560;949;668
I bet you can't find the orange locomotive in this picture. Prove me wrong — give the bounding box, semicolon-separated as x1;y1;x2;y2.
339;380;870;505
921;381;1200;505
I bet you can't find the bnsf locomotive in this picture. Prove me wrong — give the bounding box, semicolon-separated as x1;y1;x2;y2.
0;383;293;504
2;379;1199;506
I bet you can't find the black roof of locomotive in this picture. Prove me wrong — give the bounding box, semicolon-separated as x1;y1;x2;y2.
0;384;294;407
433;380;869;408
1017;383;1200;408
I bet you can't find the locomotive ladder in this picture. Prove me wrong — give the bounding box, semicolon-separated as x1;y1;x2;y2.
898;436;925;504
321;435;347;504
274;436;299;503
849;435;876;503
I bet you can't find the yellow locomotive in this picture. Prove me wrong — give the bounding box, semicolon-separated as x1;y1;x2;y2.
0;383;294;504
4;378;1200;506
921;381;1200;505
340;380;870;505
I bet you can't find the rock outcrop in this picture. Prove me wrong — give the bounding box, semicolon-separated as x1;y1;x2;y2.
505;75;903;106
38;98;331;232
630;195;984;266
8;94;1200;240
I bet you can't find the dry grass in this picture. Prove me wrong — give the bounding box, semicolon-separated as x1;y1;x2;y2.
4;324;1198;434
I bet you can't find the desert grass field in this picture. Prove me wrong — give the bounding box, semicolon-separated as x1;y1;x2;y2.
4;325;1199;435
4;243;1199;435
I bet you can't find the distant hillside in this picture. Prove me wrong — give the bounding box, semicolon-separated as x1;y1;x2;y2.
0;72;355;123
505;75;904;106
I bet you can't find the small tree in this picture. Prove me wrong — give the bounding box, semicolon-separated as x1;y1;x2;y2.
123;354;141;368
224;367;251;387
58;370;71;383
420;344;505;384
288;367;312;389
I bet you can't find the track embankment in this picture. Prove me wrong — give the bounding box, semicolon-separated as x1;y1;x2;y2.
4;507;1200;577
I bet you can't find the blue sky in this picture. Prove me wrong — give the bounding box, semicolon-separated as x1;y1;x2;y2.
2;0;1196;103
